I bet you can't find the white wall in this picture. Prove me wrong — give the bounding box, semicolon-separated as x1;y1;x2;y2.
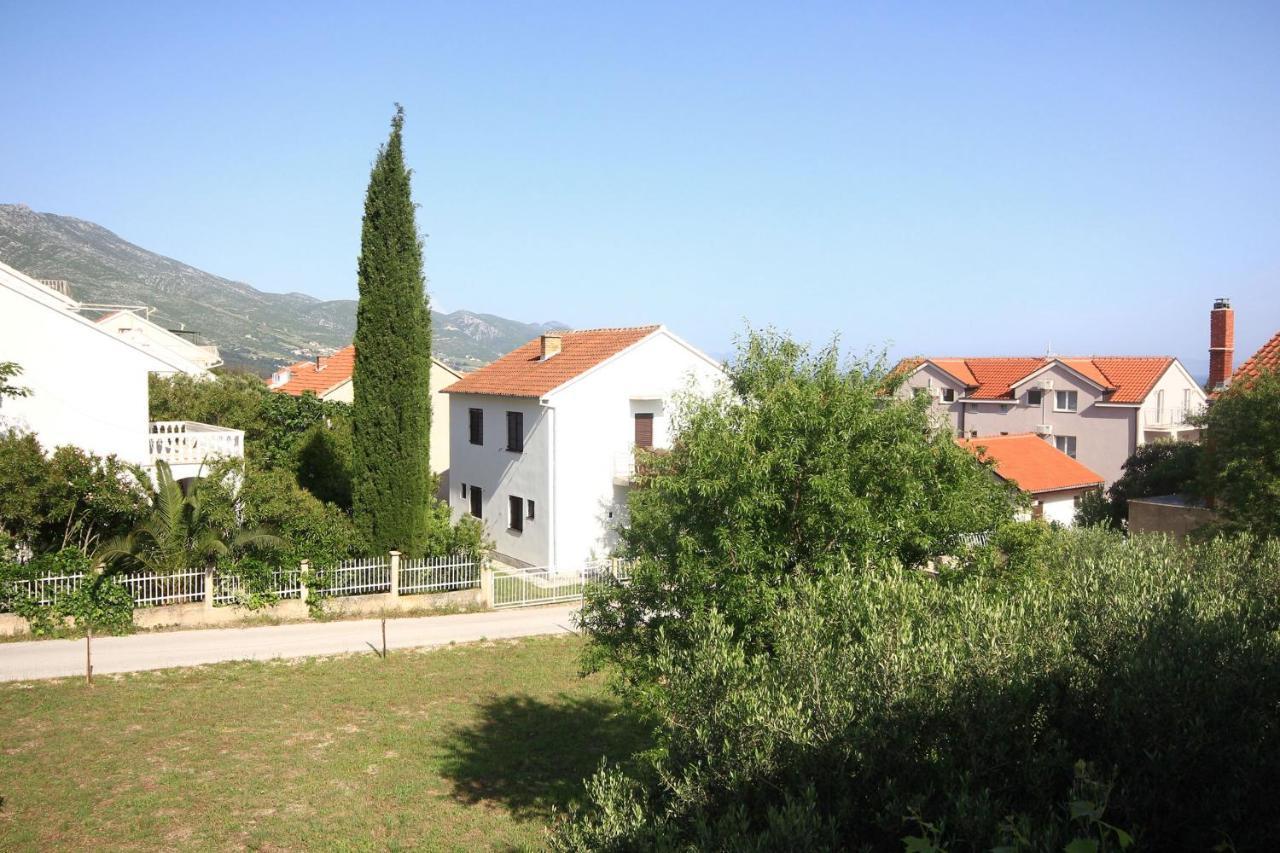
548;331;724;566
447;394;552;565
0;266;184;465
1038;491;1082;527
95;311;219;373
1138;362;1206;442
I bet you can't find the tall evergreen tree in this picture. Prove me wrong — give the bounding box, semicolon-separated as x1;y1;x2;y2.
351;105;433;554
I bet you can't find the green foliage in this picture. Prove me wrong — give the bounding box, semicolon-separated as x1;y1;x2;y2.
0;360;30;400
351;104;435;554
1073;487;1113;529
580;329;1019;682
294;420;353;510
1;549;134;637
558;531;1280;850
1098;441;1203;528
95;460;281;577
1201;370;1280;538
0;430;147;554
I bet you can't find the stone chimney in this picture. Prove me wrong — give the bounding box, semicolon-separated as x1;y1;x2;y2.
540;333;563;360
315;354;324;370
1208;297;1234;391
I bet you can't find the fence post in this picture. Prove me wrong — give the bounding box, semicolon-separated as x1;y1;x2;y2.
389;550;401;597
480;563;495;609
204;568;215;612
299;559;311;606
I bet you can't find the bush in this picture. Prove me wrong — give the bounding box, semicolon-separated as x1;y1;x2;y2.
1201;370;1280;538
1;549;134;637
558;531;1280;850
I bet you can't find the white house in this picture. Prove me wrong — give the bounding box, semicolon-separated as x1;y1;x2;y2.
95;309;223;371
957;433;1105;526
0;260;240;480
268;344;460;477
895;355;1206;486
444;325;724;567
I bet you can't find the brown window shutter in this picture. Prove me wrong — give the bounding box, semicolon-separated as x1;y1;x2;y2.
634;413;654;448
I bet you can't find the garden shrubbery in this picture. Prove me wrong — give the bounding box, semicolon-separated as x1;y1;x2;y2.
558;530;1280;850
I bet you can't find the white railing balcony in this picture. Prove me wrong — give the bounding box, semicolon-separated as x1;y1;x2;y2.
613;451;636;485
1144;405;1204;429
148;421;245;467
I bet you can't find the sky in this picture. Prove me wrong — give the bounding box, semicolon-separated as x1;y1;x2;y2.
3;2;1278;374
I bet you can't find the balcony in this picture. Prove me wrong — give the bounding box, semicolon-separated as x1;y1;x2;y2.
1143;405;1204;430
148;421;244;477
613;447;669;485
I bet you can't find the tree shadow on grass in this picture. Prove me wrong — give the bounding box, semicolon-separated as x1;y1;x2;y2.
439;692;650;822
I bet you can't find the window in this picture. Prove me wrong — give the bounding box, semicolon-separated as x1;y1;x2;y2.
1183;388;1192;411
527;500;535;520
1054;390;1078;412
1028;389;1042;406
469;486;482;519
634;413;654;448
506;411;524;452
460;482;467;499
941;388;956;403
508;495;524;532
469;408;483;445
1054;435;1077;458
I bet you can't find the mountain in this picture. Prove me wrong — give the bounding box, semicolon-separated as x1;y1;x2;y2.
0;204;565;374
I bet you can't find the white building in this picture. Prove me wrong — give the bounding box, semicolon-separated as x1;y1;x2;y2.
268;345;460;477
0;260;240;480
957;433;1105;526
95;309;223;371
444;325;724;567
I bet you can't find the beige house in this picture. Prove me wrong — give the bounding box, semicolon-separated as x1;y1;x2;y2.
268;345;460;476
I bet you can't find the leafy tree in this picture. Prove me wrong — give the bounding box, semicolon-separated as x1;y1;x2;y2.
1200;369;1280;537
0;361;30;400
95;460;280;576
579;329;1020;685
351;104;434;554
294;420;353;510
1083;441;1203;528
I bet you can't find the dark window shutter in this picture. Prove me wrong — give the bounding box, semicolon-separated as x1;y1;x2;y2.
527;500;535;520
469;409;483;445
469;486;482;519
634;413;654;448
506;411;524;452
508;495;524;532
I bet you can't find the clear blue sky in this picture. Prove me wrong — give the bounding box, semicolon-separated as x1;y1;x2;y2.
4;2;1278;373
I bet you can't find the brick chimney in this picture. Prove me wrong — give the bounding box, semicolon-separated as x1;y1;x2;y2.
540;333;563;360
1208;297;1234;391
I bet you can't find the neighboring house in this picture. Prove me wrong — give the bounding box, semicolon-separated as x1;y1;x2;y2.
268;345;460;476
444;325;724;567
0;260;241;480
895;355;1205;486
957;433;1104;526
95;309;223;371
1231;328;1280;387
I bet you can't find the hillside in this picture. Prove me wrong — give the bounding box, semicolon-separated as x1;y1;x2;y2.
0;204;563;374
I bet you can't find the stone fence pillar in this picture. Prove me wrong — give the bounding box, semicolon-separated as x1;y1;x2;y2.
480;564;495;609
389;551;401;597
299;559;311;606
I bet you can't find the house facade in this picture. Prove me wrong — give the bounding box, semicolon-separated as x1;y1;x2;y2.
897;355;1205;486
957;433;1104;526
95;309;223;371
444;326;724;567
0;260;239;479
268;345;460;476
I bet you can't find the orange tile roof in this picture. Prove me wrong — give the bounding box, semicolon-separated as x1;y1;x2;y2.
957;433;1104;494
894;356;1173;404
1234;330;1280;385
443;326;661;398
270;345;356;397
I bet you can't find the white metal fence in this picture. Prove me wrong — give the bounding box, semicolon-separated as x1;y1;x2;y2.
118;570;205;606
491;559;633;609
400;556;481;594
212;568;304;605
325;557;392;597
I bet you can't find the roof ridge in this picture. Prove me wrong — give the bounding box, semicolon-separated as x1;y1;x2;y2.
551;324;662;335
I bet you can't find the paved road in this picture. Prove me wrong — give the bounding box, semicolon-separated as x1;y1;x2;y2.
0;605;580;682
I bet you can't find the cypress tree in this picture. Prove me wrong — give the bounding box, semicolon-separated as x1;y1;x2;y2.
351;104;433;554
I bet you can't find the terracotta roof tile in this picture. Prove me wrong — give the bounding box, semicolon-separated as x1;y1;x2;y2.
894;356;1173;404
1234;330;1280;384
443;326;661;398
270;345;355;397
957;433;1104;494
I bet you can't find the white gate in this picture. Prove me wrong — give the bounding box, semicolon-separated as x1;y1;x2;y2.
491;559;631;609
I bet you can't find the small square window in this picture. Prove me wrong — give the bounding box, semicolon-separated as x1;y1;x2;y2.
1054;390;1078;412
1028;389;1042;406
1054;435;1078;458
941;388;956;403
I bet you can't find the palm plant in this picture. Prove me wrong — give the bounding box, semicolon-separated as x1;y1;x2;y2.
95;460;281;577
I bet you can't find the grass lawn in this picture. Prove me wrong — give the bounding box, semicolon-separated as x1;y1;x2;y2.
0;635;647;851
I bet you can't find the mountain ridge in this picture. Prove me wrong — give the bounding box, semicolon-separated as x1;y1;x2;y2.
0;204;565;374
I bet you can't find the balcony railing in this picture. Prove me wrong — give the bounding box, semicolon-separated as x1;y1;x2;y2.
149;421;245;467
613;447;669;484
1143;405;1204;429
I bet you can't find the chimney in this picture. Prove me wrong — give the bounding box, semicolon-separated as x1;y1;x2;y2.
540;333;563;360
1208;297;1234;391
315;354;324;370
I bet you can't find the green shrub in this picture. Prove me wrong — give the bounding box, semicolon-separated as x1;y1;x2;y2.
558;531;1280;850
1;549;134;637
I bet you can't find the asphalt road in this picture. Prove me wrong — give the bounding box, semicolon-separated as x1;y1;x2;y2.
0;604;580;682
